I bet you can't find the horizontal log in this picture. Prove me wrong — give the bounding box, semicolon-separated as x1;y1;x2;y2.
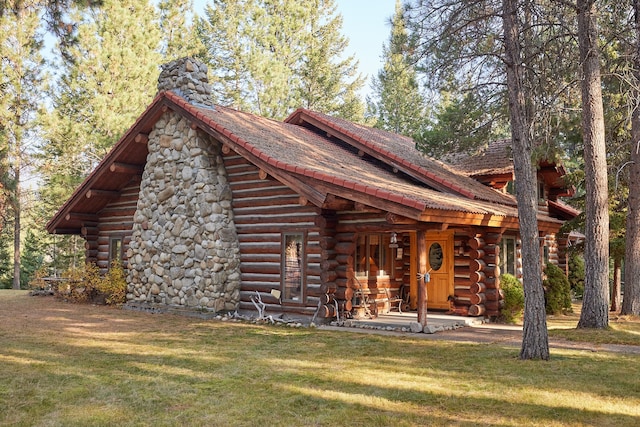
469;259;500;277
454;297;471;306
483;232;502;245
469;249;484;260
240;254;280;263
467;237;485;250
470;282;486;294
335;286;354;301
319;282;337;294
485;300;504;311
320;259;339;271
485;288;503;301
335;232;355;242
81;226;99;236
483;276;500;289
335;242;355;255
314;215;338;229
468;304;486;316
335;254;353;265
319;237;336;250
85;240;99;250
482;253;499;265
470;270;486;284
320;270;337;283
470;293;486;305
86;249;98;259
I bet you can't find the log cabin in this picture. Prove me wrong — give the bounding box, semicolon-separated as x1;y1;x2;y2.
46;57;578;323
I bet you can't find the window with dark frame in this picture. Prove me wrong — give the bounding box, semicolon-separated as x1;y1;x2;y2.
282;232;305;303
109;236;123;266
500;236;517;276
355;234;393;278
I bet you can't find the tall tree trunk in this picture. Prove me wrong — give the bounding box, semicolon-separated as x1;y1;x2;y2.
11;170;21;290
611;257;621;312
622;0;640;316
576;0;609;328
503;0;549;360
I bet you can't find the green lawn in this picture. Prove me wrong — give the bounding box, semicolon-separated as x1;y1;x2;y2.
1;290;639;426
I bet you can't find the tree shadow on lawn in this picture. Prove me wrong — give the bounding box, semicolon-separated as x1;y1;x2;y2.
1;294;639;426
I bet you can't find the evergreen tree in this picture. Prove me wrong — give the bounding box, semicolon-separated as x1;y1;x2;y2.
158;0;201;60
40;0;162;210
296;0;364;121
197;0;364;120
0;1;46;289
367;0;425;137
20;228;44;287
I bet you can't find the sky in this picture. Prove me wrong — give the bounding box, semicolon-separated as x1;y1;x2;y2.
192;0;397;97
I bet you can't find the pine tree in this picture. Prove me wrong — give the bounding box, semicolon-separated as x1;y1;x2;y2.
0;1;46;289
158;0;201;60
367;0;425;137
40;0;162;208
296;0;364;121
197;0;364;120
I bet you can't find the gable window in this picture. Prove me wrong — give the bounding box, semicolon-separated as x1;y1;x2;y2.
355;234;393;278
109;236;123;266
499;236;517;276
282;232;305;303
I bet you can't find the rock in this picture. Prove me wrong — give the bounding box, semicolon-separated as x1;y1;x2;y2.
409;322;423;333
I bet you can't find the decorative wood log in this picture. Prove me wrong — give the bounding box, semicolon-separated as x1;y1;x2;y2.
485;288;504;301
335;254;353;265
483;232;502;245
314;215;338;230
334;286;354;300
85;240;99;250
485;300;504;311
81;226;99;237
319;237;336;250
320;259;339;271
454;297;472;306
470;293;486;305
319;282;337;294
470;270;486;284
467;237;485;250
109;162;144;174
468;304;486;316
482;253;499;265
470;282;486;294
320;270;337;283
134;133;149;144
469;249;485;259
335;242;355;255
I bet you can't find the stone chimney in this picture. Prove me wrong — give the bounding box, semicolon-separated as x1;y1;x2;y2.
157;57;214;108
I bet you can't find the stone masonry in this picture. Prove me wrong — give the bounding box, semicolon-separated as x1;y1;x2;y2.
125;57;241;312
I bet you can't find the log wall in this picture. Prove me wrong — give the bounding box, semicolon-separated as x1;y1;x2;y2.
86;178;141;274
224;153;323;318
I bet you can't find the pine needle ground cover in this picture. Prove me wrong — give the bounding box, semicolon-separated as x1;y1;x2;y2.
1;290;639;426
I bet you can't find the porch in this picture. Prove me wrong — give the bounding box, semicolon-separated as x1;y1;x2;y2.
335;310;484;334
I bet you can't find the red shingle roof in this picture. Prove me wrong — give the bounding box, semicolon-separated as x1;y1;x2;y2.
48;91;569;234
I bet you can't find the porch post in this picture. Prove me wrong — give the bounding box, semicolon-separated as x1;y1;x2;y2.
417;229;428;326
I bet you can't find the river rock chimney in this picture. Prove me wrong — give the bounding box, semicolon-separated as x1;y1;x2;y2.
157;57;214;108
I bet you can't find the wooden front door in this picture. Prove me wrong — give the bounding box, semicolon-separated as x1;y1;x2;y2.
425;231;454;310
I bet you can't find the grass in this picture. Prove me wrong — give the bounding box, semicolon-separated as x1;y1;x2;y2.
546;302;640;346
1;290;639;426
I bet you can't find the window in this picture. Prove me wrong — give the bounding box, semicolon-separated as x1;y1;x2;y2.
499;236;517;276
282;233;305;303
109;236;123;266
538;180;546;202
355;234;393;278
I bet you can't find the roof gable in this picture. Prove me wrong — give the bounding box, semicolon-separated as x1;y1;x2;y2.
48;91;570;234
285;109;517;207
